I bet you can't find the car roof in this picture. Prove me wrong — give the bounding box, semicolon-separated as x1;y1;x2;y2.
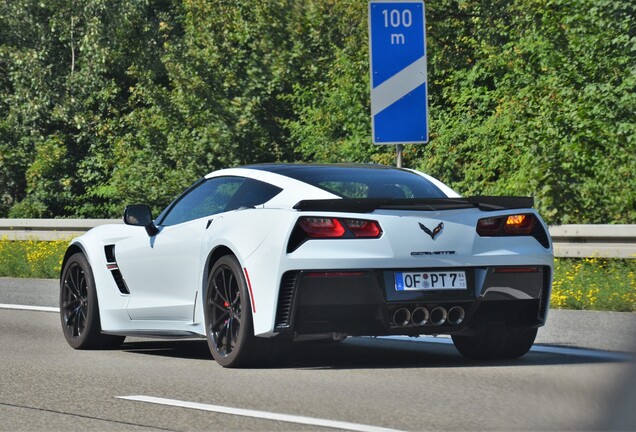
242;163;402;174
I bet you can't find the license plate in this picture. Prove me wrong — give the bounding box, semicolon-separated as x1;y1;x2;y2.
395;271;467;291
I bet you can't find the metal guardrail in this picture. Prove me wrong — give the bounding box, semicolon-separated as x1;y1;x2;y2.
0;219;635;259
0;219;123;242
549;225;636;259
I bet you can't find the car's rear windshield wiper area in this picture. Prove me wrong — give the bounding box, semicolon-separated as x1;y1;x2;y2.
293;196;534;213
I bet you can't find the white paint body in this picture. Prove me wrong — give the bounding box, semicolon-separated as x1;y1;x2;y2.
66;166;553;338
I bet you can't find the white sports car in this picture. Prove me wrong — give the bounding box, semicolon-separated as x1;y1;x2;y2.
60;164;553;367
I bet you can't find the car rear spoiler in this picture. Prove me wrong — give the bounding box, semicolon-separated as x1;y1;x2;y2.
293;196;534;213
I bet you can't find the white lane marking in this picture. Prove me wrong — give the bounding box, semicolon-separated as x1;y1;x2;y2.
377;336;636;362
0;303;59;313
117;395;405;432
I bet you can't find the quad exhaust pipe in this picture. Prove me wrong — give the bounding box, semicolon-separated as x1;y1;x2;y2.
392;306;465;327
429;306;448;326
447;306;465;325
392;308;411;327
411;307;429;326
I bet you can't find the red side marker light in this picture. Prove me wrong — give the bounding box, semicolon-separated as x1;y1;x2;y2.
243;267;256;313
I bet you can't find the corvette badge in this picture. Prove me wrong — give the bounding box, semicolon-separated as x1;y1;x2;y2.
419;222;444;240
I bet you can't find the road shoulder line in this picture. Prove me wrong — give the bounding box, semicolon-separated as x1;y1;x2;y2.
0;303;59;313
117;395;405;432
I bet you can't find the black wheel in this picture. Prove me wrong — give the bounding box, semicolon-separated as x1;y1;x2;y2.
452;326;537;360
60;253;124;350
205;255;286;368
205;255;256;367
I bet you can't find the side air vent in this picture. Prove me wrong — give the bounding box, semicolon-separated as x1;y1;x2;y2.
104;245;130;295
110;268;130;295
105;245;116;263
275;272;299;329
538;266;551;323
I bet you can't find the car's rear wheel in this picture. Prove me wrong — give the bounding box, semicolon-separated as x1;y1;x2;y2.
451;326;537;360
60;253;125;349
205;255;258;367
205;255;288;368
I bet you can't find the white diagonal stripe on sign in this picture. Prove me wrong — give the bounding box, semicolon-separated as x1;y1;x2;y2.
371;56;427;116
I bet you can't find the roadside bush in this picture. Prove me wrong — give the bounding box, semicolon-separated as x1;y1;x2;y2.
0;238;68;279
551;258;636;312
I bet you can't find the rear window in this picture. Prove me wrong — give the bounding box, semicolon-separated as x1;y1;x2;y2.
275;166;446;199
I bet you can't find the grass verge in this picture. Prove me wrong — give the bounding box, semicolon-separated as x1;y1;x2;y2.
551;258;635;312
0;238;69;279
0;239;634;312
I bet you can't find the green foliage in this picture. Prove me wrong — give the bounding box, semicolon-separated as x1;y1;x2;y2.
0;238;68;279
0;0;634;223
418;0;636;224
551;258;636;312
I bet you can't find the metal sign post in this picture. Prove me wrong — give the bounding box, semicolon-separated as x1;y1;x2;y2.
368;0;428;167
396;144;404;168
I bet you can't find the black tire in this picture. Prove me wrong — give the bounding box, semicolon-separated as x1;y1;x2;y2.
205;255;286;368
452;326;537;360
60;253;125;350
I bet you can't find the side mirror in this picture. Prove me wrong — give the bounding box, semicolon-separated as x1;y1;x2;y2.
124;204;159;236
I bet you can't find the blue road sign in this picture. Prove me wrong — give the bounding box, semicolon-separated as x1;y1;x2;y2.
369;0;428;144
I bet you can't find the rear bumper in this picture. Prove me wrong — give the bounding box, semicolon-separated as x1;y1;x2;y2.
274;266;551;337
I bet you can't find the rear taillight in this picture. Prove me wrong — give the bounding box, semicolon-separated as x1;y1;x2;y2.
342;218;382;238
288;216;383;252
477;213;536;236
475;217;503;235
298;217;345;238
477;213;541;238
504;214;534;234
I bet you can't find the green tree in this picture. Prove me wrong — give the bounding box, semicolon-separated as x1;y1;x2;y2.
419;0;636;224
0;0;174;217
1;0;633;224
103;0;342;215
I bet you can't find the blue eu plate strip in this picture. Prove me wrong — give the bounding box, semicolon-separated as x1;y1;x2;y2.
395;272;404;291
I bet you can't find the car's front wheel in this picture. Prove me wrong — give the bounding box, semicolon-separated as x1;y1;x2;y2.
451;326;537;360
60;253;125;349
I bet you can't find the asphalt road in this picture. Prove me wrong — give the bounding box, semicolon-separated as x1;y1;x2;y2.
1;278;635;431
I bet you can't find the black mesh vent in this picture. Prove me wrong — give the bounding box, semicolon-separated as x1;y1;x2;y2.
104;245;116;263
275;272;299;329
538;266;551;322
